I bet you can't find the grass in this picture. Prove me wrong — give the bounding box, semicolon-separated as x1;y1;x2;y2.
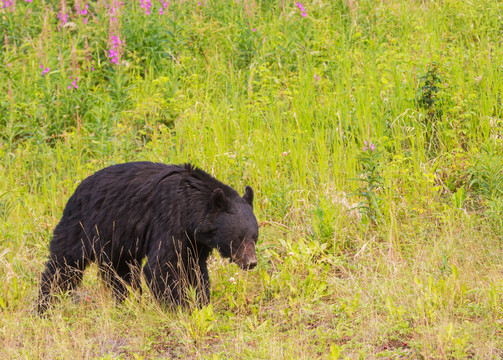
1;0;503;358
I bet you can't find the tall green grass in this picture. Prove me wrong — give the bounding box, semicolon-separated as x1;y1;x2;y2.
1;0;503;358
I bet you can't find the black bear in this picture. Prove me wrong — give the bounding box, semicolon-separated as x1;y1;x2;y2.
38;162;259;313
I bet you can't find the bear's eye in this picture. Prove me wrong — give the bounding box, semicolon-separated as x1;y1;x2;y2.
203;228;217;237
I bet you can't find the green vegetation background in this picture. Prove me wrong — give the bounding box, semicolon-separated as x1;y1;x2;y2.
1;0;503;358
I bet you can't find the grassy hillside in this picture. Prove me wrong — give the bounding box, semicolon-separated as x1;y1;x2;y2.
1;0;503;358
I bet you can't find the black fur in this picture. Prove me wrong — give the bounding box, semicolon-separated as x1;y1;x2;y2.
38;162;259;313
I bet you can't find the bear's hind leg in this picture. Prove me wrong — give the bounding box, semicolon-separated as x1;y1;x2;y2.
99;261;142;303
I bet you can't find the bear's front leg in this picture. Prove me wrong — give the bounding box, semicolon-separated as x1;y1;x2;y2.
143;259;184;306
196;256;211;305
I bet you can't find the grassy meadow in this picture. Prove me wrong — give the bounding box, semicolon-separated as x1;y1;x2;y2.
1;0;503;358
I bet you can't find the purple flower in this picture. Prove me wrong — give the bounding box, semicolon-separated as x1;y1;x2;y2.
363;140;376;152
41;65;50;75
108;34;123;65
107;1;125;65
109;0;122;17
140;0;152;14
68;75;79;89
75;3;89;23
58;12;68;24
296;2;307;17
58;0;69;27
109;49;119;64
2;0;14;10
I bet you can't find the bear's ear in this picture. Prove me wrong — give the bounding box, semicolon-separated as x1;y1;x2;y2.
210;188;229;212
243;186;254;207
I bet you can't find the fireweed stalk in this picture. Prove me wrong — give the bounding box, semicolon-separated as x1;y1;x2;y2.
75;0;90;24
140;0;152;15
140;0;169;16
58;0;69;27
107;0;124;65
67;75;78;89
159;1;168;15
296;2;307;17
84;36;95;71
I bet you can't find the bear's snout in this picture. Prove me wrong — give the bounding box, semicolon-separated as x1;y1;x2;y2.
238;254;257;270
232;240;258;270
245;257;258;270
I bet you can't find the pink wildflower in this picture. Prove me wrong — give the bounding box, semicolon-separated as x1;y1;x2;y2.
296;2;307;17
58;0;69;27
41;65;50;75
140;0;152;14
107;0;125;65
67;75;78;89
363;140;376;152
2;0;14;11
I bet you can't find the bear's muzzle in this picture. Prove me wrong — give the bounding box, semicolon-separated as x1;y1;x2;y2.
232;240;257;270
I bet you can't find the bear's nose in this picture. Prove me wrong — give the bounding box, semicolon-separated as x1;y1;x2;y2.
246;258;257;270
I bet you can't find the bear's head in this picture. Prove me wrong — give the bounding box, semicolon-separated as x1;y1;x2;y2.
198;186;259;270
